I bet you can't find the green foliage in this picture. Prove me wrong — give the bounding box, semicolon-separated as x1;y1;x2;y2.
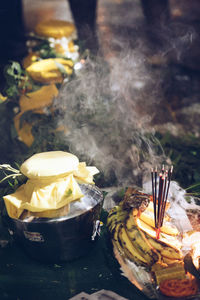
114;188;127;201
156;132;200;196
0;164;27;210
32;40;58;59
32;39;69;60
4;61;28;98
3;61;39;100
0;164;26;188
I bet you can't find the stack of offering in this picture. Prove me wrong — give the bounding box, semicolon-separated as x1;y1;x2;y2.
107;166;200;299
24;19;79;69
4;19;80;148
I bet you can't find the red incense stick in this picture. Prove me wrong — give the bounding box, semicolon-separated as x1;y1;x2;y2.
151;165;173;239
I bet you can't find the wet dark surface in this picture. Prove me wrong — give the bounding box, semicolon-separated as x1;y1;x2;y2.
0;211;148;300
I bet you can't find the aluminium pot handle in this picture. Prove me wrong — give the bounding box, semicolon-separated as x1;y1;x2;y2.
91;220;103;241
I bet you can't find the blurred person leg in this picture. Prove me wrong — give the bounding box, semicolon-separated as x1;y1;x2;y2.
0;0;27;62
141;0;170;26
68;0;99;54
140;0;170;48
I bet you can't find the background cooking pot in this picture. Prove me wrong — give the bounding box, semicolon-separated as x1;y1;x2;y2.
5;184;104;262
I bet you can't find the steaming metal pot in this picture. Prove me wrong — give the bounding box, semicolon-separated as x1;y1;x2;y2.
5;184;104;262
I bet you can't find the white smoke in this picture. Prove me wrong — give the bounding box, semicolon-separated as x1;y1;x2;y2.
49;0;200;188
54;47;167;187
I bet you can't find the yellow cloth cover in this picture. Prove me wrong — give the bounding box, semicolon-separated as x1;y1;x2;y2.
20;151;79;179
3;162;99;219
74;162;99;184
13;84;59;147
26;58;74;84
35;20;76;39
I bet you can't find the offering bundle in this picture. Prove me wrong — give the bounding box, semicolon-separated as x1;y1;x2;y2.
107;166;200;299
3;151;99;219
1;151;103;262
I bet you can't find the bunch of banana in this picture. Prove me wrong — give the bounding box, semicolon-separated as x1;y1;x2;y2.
107;205;161;268
107;202;183;269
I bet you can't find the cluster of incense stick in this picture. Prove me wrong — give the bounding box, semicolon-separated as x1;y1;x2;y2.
151;165;173;239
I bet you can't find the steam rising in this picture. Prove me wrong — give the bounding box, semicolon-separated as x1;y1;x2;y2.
54;47;168;187
49;0;200;188
150;22;197;62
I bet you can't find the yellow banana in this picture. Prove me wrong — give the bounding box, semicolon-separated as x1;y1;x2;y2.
112;223;126;257
146;201;170;213
125;213;160;265
117;223;149;267
160;247;182;260
139;209;178;236
107;205;128;235
162;256;181;265
136;218;182;251
107;205;128;225
144;233;182;260
143;234;164;251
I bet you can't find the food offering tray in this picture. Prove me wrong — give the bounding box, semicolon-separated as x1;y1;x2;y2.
107;183;200;300
113;238;200;300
